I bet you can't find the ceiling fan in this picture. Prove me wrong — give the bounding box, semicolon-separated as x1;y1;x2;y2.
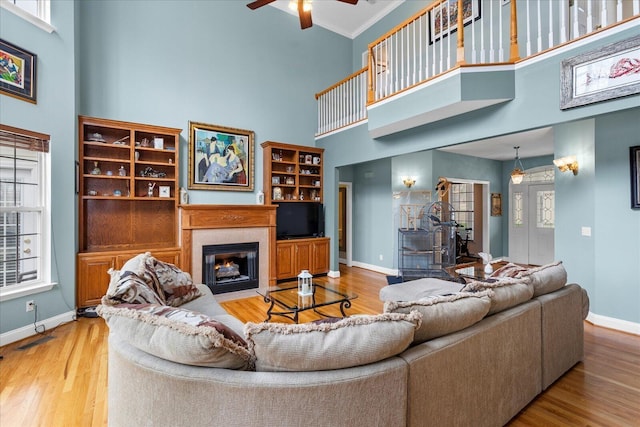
247;0;359;30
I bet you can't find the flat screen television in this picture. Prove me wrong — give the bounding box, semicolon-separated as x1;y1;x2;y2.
276;202;324;239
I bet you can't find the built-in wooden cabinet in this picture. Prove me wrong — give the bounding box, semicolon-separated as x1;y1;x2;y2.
261;141;330;281
260;141;324;204
275;237;330;280
77;115;181;307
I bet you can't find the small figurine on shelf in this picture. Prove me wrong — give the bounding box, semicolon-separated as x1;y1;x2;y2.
118;165;126;176
148;182;156;197
91;161;101;175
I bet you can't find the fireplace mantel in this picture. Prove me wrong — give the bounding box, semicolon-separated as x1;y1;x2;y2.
180;205;277;292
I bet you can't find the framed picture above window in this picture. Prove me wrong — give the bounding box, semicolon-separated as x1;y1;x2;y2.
0;38;37;104
631;145;640;210
188;121;254;191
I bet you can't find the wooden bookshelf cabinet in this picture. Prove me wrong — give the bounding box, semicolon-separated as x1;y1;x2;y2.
77;115;181;307
260;141;324;204
261;141;329;280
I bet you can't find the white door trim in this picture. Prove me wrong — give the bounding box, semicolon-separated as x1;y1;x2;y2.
339;182;353;267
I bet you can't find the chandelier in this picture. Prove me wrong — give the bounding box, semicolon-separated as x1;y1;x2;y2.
510;146;525;184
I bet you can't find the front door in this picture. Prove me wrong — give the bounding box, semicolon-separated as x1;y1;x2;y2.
509;168;555;265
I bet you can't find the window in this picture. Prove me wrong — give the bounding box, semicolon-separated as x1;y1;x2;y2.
449;182;474;240
0;125;51;300
1;0;53;33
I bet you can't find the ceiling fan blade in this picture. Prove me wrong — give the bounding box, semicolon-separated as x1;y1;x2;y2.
247;0;276;10
299;2;312;29
337;0;359;4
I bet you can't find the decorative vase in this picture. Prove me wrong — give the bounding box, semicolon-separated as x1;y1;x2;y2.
91;161;101;175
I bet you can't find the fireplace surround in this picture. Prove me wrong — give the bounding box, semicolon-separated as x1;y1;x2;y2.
180;205;277;301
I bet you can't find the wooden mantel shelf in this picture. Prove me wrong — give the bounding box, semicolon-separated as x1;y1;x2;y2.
179;204;277;286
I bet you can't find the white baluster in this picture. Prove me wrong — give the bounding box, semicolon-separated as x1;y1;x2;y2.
526;0;532;56
471;0;477;63
498;0;504;62
634;0;639;16
548;0;554;49
489;0;495;62
537;0;542;52
600;0;608;29
616;0;623;22
480;0;486;62
572;0;580;38
559;0;567;43
587;0;593;32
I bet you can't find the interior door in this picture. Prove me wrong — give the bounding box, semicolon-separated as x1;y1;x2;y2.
509;182;555;265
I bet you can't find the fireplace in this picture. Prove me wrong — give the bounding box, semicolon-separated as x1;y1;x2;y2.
203;242;259;295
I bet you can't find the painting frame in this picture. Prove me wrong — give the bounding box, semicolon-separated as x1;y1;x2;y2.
631;145;640;210
491;193;502;216
0;38;37;104
188;121;254;192
429;0;481;44
560;35;640;110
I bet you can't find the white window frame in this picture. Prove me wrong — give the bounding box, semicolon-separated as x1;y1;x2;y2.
0;130;53;302
0;0;55;33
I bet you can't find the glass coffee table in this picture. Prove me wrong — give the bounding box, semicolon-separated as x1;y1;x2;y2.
257;283;357;323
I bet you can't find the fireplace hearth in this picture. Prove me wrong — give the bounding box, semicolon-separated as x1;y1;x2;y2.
203;242;259;294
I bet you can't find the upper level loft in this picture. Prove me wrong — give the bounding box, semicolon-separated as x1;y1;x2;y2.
315;0;640;139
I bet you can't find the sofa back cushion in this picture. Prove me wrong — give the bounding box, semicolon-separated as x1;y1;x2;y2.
244;312;421;372
462;278;534;315
384;291;493;344
97;303;253;370
517;261;567;297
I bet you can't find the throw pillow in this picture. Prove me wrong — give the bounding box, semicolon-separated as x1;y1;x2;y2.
516;261;567;297
244;311;422;372
462;278;533;315
490;262;528;279
119;252;166;302
102;270;167;306
97;303;254;370
384;290;493;344
143;255;201;306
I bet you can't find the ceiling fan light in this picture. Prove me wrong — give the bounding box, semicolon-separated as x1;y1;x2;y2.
289;0;312;11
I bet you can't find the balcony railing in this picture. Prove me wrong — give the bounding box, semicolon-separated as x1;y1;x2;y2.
315;0;640;136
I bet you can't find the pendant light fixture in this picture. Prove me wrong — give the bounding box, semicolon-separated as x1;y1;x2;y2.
510;146;525;184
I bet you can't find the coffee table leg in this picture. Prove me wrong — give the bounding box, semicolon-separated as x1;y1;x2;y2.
339;299;352;317
264;296;275;322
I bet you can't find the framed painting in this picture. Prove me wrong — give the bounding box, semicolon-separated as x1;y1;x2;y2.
491;193;502;216
430;0;481;44
631;145;640;210
188;121;254;191
0;38;37;103
560;35;640;110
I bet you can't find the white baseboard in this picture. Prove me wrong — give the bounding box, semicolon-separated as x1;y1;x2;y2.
0;310;76;347
351;261;398;277
586;312;640;336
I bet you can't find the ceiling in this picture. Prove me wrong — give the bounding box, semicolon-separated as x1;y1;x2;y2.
263;1;555;161
438;127;555;161
268;0;405;39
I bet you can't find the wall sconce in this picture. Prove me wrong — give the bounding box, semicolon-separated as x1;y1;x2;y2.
402;177;416;188
553;155;579;175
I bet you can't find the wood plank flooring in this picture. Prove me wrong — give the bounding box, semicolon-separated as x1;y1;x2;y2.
0;265;639;427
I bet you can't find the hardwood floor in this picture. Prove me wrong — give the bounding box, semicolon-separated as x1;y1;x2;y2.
1;265;639;427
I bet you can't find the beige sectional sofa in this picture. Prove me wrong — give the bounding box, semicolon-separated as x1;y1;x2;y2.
100;257;588;427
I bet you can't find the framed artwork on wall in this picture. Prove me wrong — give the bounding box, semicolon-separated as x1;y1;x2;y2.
429;0;481;44
0;38;37;104
188;121;254;191
631;145;640;210
560;35;640;110
491;193;502;216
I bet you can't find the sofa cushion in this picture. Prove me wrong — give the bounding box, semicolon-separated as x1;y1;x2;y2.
97;303;253;370
462;278;534;315
379;277;465;302
516;261;567;297
384;291;493;344
490;262;529;279
244;312;422;372
103;270;167;306
143;255;201;306
103;252;201;307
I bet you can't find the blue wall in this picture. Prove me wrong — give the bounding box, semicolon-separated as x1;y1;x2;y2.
0;2;77;334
